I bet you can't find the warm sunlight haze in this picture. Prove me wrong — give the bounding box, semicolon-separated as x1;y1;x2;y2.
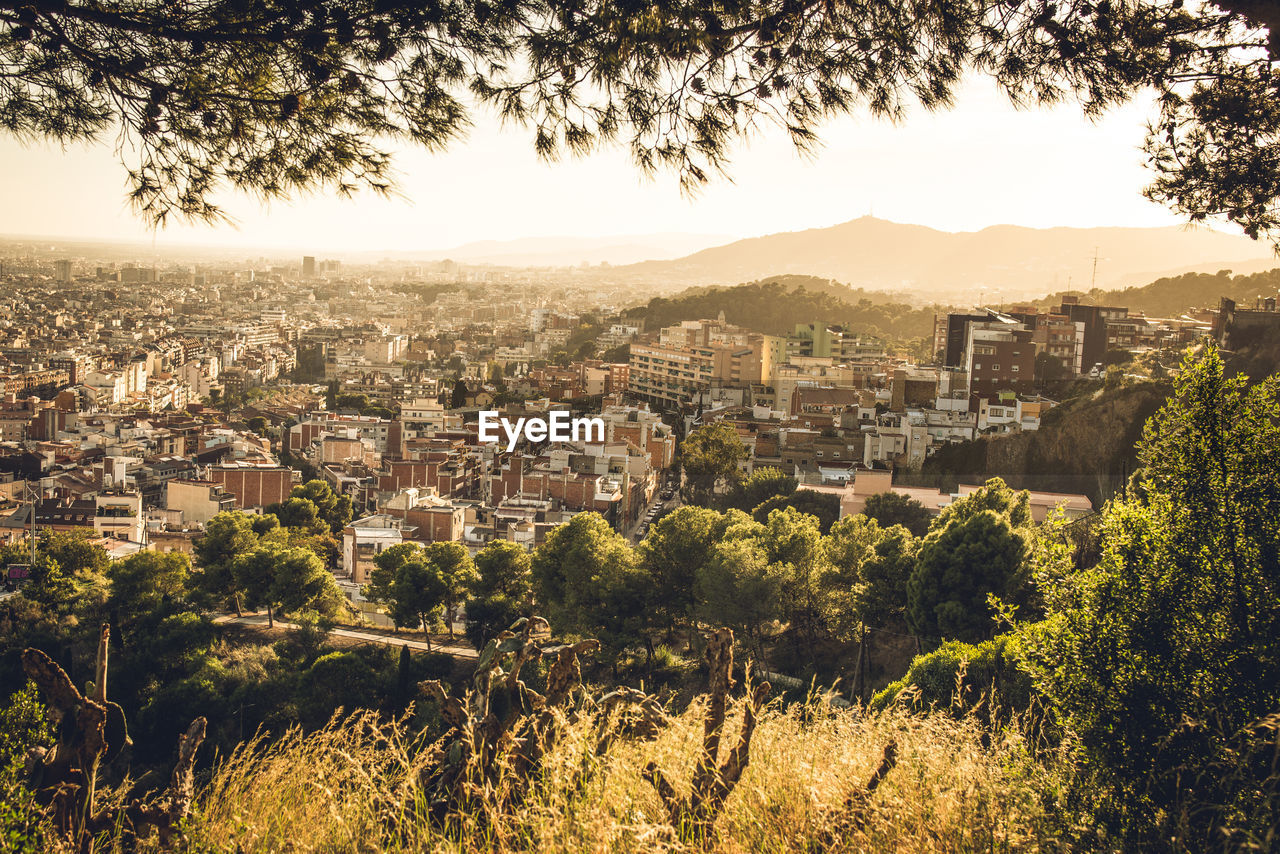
4;2;1280;852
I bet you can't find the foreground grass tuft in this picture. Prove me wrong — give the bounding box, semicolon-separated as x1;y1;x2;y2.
182;697;1071;853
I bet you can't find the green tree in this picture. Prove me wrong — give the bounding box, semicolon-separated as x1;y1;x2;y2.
601;343;629;363
287;480;353;534
265;496;328;535
387;560;448;642
463;595;529;651
1016;344;1280;846
0;682;52;854
723;465;797;512
1033;350;1070;387
422;541;477;640
272;545;345;622
192;511;259;614
471;540;532;600
858;525;918;630
532;512;649;661
751;488;840;533
246;415;269;436
4;0;1279;246
695;535;782;665
365;542;425;604
230;544;284;628
758;506;835;657
450;379;468;409
261;523;339;569
860;491;933;538
935;477;1033;530
335;393;370;412
638;506;731;635
908;510;1029;644
680;423;749;506
824;514;883;578
40;529;109;577
465;540;534;649
0;544;70;611
251;514;281;536
232;542;341;628
106;550;191;627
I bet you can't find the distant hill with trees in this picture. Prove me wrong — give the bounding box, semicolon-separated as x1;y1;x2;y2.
623;275;942;341
1034;267;1280;318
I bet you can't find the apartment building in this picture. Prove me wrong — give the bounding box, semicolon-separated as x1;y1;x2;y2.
628;320;778;408
962;321;1036;396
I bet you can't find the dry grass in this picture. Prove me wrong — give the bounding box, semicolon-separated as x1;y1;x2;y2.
179;694;1072;854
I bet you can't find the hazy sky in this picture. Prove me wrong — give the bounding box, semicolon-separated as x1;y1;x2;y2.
0;77;1190;252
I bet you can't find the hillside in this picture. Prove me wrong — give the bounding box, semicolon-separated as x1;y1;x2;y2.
614;216;1273;300
623;275;942;341
899;381;1173;506
1034;267;1280;317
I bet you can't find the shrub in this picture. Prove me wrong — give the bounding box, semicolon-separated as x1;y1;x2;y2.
871;633;1033;715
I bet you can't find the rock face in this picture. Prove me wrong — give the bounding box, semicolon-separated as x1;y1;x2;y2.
903;383;1173;507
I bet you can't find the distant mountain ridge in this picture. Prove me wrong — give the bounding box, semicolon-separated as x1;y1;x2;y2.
387;232;734;267
614;216;1275;301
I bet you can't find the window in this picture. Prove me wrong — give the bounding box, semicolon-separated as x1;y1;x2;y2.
1011;365;1019;372
974;362;982;370
992;364;1000;371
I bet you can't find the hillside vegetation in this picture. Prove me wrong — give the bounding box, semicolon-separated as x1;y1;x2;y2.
1035;267;1280;317
623;276;941;340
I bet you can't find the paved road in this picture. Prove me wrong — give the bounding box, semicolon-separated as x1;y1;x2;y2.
214;613;478;658
629;491;682;542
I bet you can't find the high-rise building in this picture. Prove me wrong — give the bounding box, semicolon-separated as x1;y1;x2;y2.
936;311;996;367
302;256;316;277
962;321;1036;396
1056;297;1129;373
55;260;73;282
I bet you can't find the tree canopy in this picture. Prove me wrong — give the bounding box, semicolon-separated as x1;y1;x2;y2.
860;491;933;538
4;1;1279;241
680;422;748;506
531;512;650;658
908;479;1034;643
1017;343;1280;845
722;465;796;512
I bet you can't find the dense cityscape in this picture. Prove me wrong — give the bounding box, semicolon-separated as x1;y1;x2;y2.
4;237;1276;582
5;218;1280;851
5;0;1280;848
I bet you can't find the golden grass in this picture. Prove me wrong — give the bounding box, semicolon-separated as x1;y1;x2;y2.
178;692;1072;854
